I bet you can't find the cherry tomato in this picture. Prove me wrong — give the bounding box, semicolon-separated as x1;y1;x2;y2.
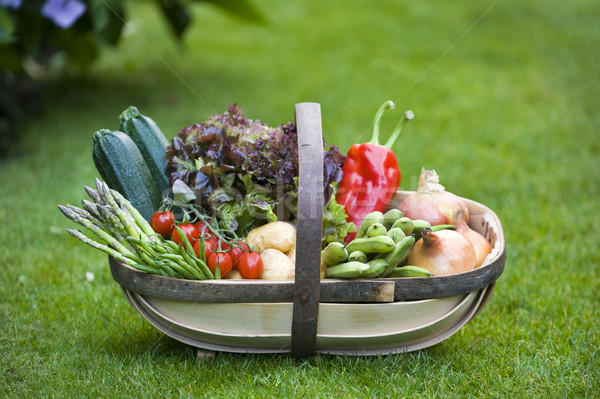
217;239;231;251
207;252;233;278
229;247;244;269
194;238;218;260
237;252;263;279
229;241;251;268
171;223;200;245
151;210;175;238
194;220;215;240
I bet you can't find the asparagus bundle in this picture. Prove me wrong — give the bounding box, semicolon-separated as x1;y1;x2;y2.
59;178;215;280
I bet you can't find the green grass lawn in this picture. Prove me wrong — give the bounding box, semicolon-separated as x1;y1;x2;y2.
1;0;599;397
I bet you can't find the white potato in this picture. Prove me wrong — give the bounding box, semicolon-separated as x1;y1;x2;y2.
260;249;295;280
227;269;243;279
246;221;296;253
286;246;296;264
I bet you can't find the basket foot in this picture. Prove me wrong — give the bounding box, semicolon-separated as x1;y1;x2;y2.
196;348;216;360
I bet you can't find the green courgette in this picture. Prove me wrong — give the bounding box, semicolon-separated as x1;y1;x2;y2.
118;106;170;196
92;129;162;222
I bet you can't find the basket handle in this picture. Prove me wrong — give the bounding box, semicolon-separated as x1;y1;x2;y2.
291;102;324;357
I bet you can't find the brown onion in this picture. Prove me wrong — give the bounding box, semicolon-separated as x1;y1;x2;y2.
406;228;476;276
397;168;469;226
454;212;492;268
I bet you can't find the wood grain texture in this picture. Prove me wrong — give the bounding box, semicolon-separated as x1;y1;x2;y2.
120;287;484;355
109;256;396;303
109;254;502;302
291;102;324;357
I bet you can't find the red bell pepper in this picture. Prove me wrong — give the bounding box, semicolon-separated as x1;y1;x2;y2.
336;101;413;243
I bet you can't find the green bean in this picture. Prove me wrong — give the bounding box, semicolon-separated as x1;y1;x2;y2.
431;224;456;232
161;258;198;280
130;263;161;274
173;226;196;255
159;254;204;280
126;236;160;259
180;249;213;280
148;239;168;254
156;260;178;278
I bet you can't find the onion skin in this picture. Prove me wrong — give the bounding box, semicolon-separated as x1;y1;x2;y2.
397;194;449;225
454;216;492;268
406;229;476;276
396;168;469;226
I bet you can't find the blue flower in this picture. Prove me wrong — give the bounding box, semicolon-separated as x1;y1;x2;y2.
41;0;87;29
0;0;22;9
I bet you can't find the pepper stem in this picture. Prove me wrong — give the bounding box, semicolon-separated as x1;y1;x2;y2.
384;110;414;149
370;101;395;145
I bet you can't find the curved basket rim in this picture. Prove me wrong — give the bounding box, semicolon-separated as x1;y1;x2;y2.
108;190;505;303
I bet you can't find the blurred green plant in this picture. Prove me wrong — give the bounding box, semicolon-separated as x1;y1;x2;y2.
0;0;264;157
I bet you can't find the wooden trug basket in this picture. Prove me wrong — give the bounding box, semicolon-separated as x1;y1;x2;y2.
108;103;506;357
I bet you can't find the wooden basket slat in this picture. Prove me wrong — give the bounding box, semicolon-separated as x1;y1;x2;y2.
291;103;325;357
109;191;506;303
109;257;396;303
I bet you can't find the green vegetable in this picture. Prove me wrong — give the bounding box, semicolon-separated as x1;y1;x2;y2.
380;235;416;277
325;261;370;279
366;222;387;237
431;224;457;232
361;259;389;278
347;250;368;263
321;191;357;246
391;217;414;236
119;106;170;196
59;179;214;280
388;265;434;278
164;104;346;237
383;209;403;229
385;227;406;243
345;235;395;255
321;242;348;266
411;219;432;238
355;211;385;239
92;129;162;222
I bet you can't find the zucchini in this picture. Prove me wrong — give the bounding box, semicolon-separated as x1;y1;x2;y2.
118;106;170;196
92;129;162;222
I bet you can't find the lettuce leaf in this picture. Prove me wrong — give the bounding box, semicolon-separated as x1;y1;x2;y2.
164;104;345;237
322;191;356;247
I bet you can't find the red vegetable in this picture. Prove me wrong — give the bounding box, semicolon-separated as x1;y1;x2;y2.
237;252;263;279
151;210;175;238
207;252;233;278
194;238;218;261
336;101;413;242
194;220;215;240
171;223;200;245
229;241;251;268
